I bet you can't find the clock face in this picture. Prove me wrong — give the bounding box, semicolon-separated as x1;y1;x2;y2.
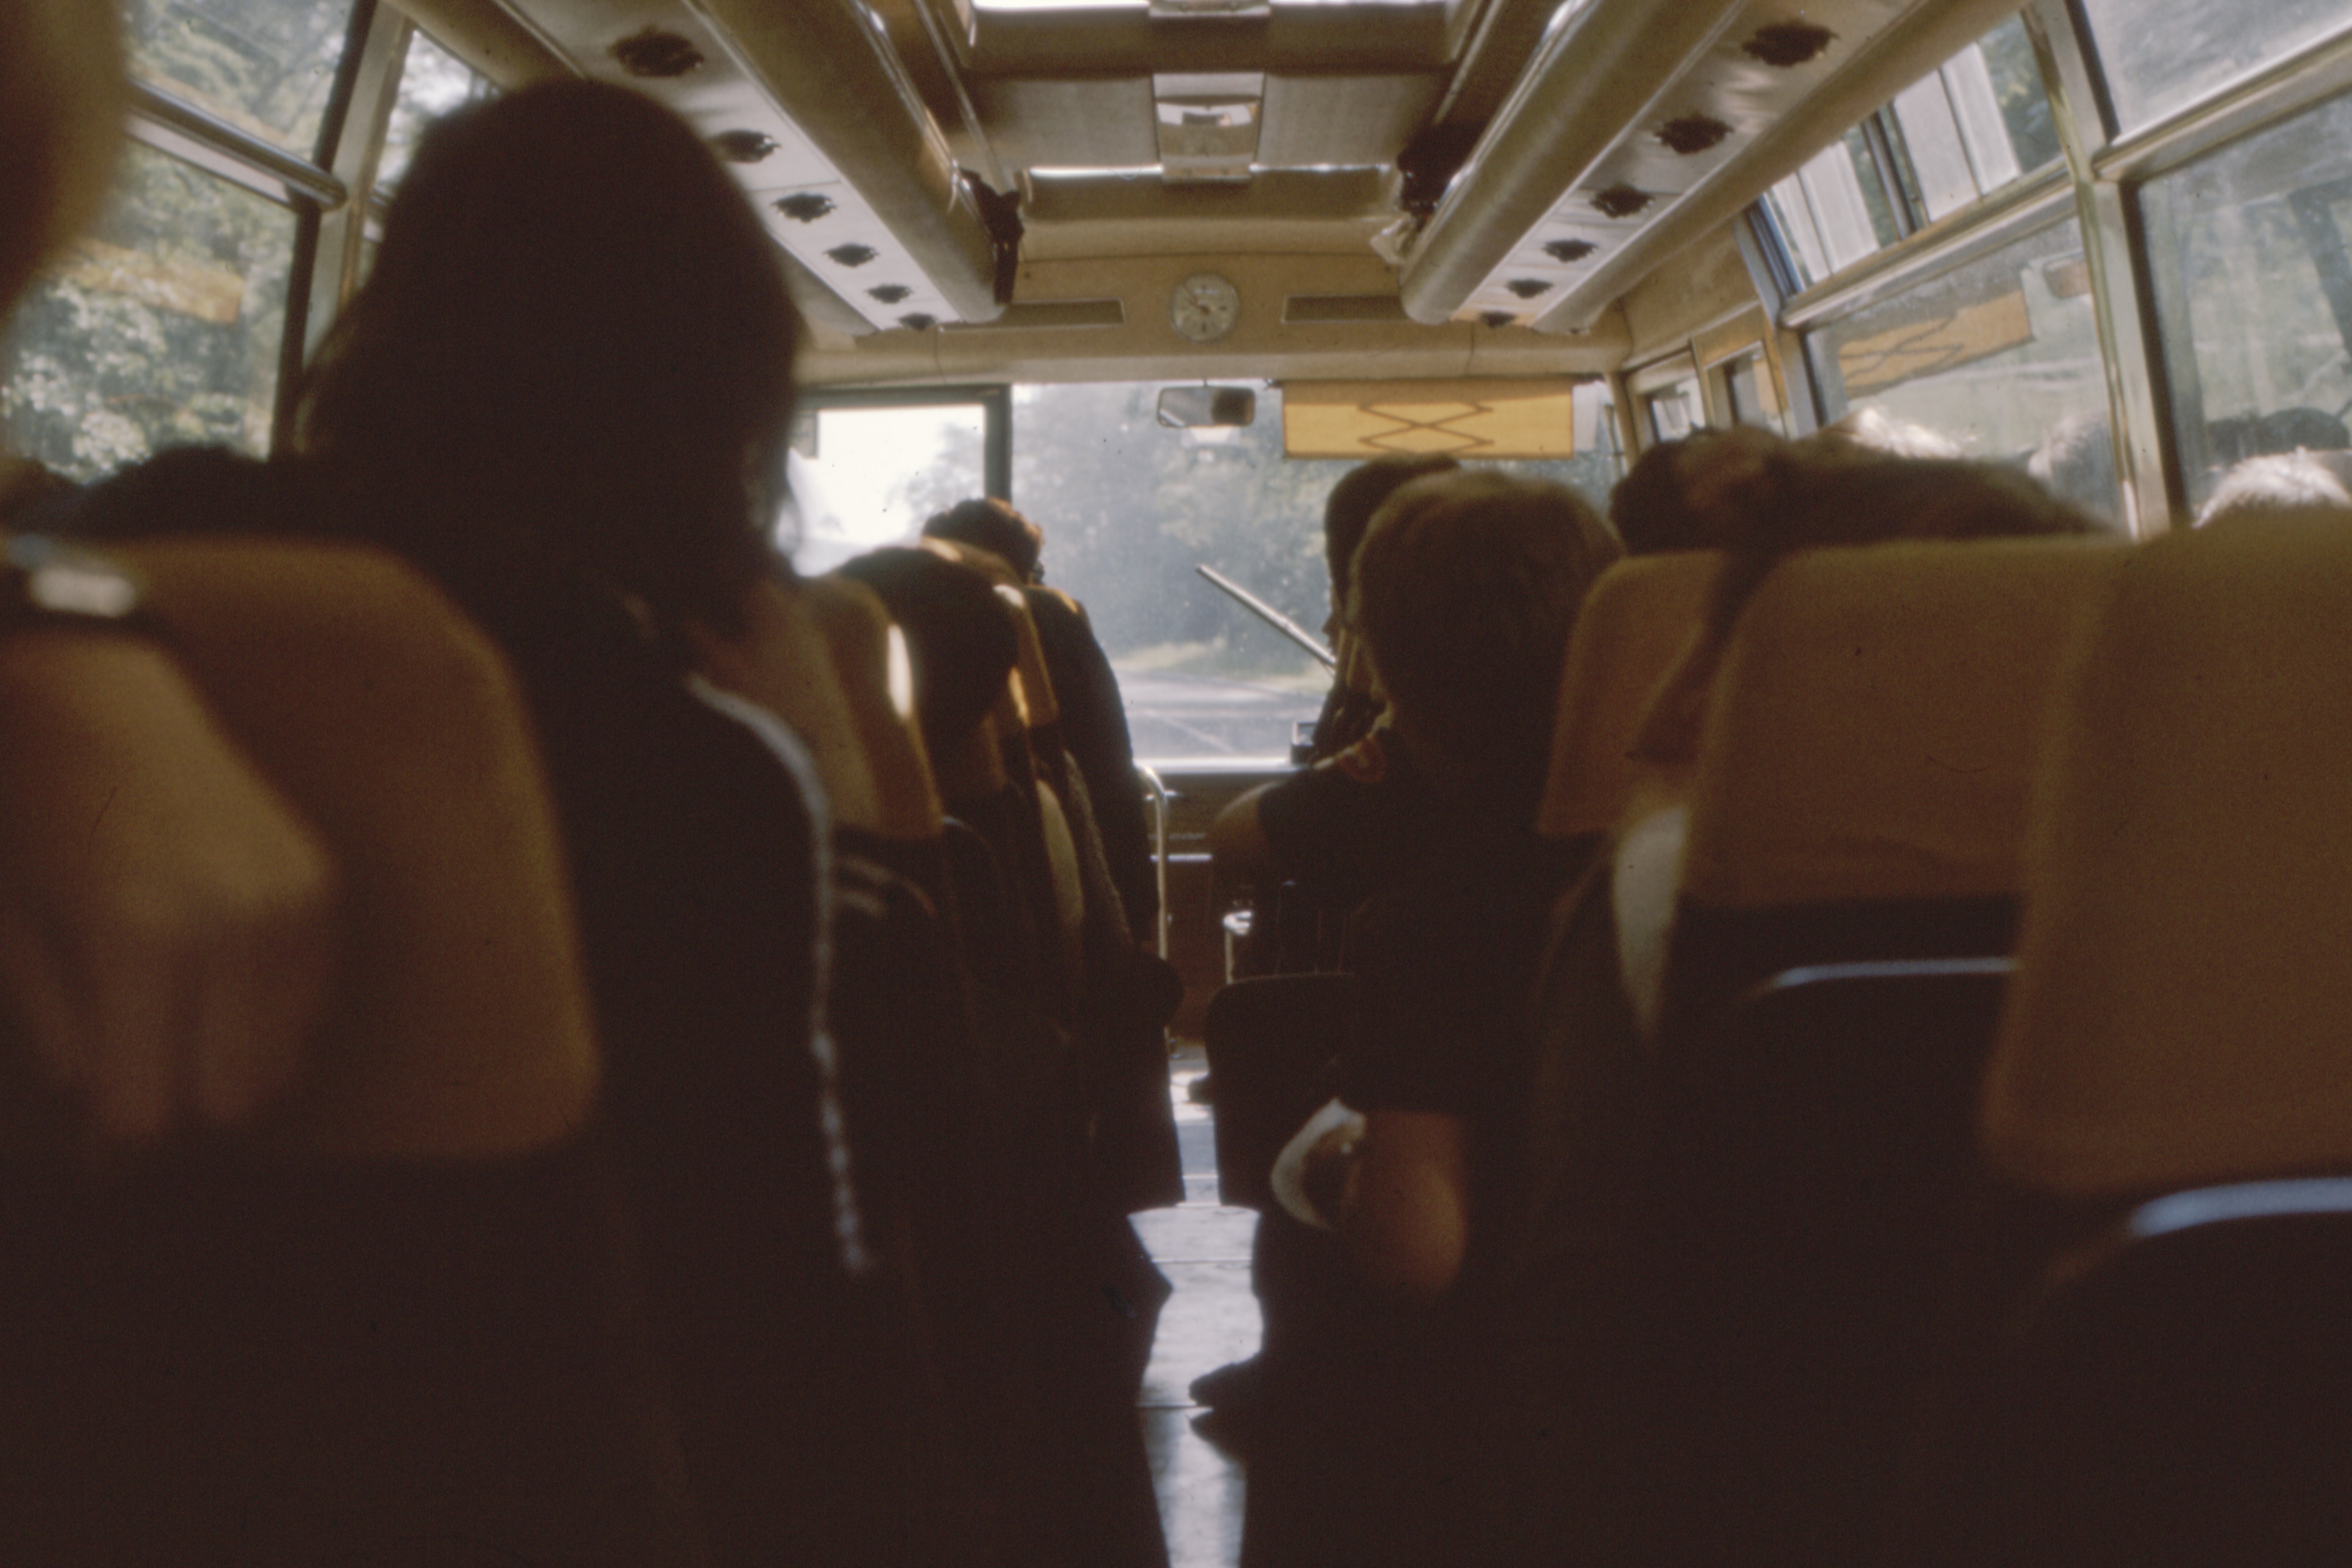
1171;273;1240;343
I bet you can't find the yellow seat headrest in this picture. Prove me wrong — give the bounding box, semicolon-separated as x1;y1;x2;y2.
1984;515;2352;1196
1680;537;2127;909
1537;553;1721;841
111;539;599;1160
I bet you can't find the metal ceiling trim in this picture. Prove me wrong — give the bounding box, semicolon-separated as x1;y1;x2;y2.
1396;0;1752;325
691;0;1003;323
1532;0;2030;333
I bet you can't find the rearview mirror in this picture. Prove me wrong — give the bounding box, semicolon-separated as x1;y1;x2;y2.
1157;385;1257;429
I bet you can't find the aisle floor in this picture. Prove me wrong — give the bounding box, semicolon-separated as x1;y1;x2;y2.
1136;1051;1259;1568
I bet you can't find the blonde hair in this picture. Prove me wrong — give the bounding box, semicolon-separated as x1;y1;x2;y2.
0;0;125;315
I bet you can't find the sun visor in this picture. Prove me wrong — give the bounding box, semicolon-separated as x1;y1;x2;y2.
1280;377;1596;459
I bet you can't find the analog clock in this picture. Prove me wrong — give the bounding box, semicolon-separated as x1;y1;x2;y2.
1171;272;1240;343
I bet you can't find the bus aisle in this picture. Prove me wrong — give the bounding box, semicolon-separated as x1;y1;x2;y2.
1135;1045;1259;1568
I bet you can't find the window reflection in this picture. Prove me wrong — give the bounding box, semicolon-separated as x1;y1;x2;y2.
1804;219;2120;524
2081;0;2352;131
2142;89;2352;514
1;145;294;479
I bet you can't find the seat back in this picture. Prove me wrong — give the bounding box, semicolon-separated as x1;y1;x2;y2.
1643;959;2014;1568
1661;537;2126;1036
693;573;945;842
1537;552;1719;841
1201;974;1354;1211
1983;518;2352;1197
0;540;695;1559
1938;1179;2352;1568
99;538;599;1157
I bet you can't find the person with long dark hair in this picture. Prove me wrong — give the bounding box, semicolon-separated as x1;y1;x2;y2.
65;79;942;1564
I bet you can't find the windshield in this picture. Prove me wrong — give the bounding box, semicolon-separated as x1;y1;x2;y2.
784;380;1621;764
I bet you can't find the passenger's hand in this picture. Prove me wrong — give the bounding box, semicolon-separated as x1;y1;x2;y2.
0;630;340;1144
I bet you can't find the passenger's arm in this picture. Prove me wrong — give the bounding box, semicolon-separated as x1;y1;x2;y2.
1336;1108;1470;1300
1277;1097;1470;1300
0;629;340;1143
1208;781;1282;882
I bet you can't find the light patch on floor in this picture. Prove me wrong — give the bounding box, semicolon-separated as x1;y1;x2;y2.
1137;1053;1259;1568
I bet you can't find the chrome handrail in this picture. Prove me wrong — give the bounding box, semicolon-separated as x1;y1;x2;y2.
1137;764;1172;959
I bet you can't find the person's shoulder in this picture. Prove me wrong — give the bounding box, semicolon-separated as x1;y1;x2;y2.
59;445;296;543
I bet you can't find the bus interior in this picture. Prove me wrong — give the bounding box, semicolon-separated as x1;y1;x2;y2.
10;0;2352;1561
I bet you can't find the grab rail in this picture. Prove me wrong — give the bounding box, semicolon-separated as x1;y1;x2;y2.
1137;764;1172;959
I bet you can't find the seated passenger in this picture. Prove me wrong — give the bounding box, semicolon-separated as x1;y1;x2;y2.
1208;453;1461;925
1305;453;1459;762
59;79;951;1566
1613;449;2098;1034
2197;449;2352;527
924;496;1160;947
1606;424;1789;554
1245;471;1621;1568
0;0;340;1148
1813;404;1967;460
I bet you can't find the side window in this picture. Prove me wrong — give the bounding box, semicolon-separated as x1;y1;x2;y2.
1883;20;2060;226
1;144;297;479
1754;16;2060;294
2079;0;2352;132
124;0;354;160
1715;354;1784;432
2139;88;2352;515
1643;373;1706;444
375;28;495;195
1804;218;2121;525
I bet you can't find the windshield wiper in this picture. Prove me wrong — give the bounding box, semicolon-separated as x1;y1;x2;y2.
1195;565;1336;671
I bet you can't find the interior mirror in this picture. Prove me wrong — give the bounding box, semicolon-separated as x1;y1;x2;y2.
1157;385;1257;429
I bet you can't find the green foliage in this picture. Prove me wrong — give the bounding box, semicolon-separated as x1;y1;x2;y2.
978;381;1618;684
2;144;292;480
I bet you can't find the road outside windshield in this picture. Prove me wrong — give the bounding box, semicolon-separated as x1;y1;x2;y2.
785;382;1620;762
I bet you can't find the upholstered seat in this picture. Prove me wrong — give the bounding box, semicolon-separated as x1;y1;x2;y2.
107;537;600;1158
1984;514;2352;1197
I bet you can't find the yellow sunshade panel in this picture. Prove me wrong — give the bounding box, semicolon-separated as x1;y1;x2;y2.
1282;378;1585;458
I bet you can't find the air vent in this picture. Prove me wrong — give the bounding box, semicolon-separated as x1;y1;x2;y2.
1743;22;1835;67
1480;310;1515;329
1542;239;1597;264
826;244;879;268
867;284;913;304
712;131;778;165
1592;185;1654;219
1281;295;1408;325
1505;279;1554;299
1657;114;1732;155
899;313;938;331
609;27;703;78
774;193;835;223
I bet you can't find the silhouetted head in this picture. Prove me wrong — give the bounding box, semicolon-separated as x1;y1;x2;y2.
1812;406;1965;460
1324;454;1461;600
298;79;799;637
1636;452;2098;764
2199;451;2352;528
0;0;123;320
835;546;1018;766
922;498;1043;583
1351;470;1622;804
1608;426;1792;554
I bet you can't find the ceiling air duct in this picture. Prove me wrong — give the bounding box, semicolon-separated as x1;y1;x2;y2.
1396;0;1750;326
495;0;1004;329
